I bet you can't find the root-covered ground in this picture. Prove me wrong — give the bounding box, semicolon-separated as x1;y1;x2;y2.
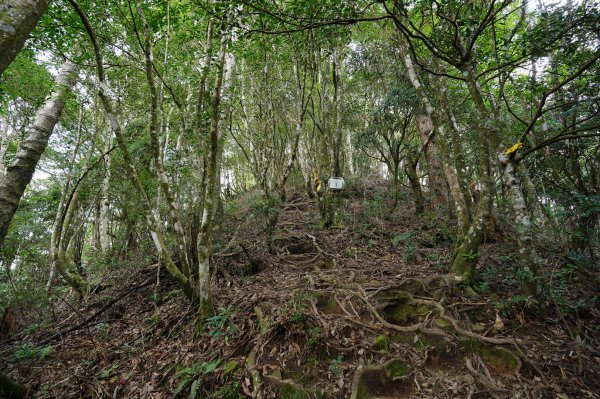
2;182;600;398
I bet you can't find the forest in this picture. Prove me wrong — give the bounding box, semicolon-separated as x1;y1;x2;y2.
0;0;599;398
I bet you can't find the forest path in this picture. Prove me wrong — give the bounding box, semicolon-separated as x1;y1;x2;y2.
2;187;597;398
213;188;550;399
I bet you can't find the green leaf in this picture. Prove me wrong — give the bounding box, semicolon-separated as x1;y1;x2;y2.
189;379;201;399
203;359;221;374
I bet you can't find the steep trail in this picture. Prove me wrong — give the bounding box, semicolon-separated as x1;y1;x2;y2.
1;185;599;398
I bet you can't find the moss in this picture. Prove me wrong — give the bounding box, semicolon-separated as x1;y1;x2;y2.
459;338;519;373
324;299;340;314
412;333;448;353
379;290;435;324
278;382;310;399
390;333;411;344
374;335;389;352
356;381;369;399
313;292;341;314
355;359;414;398
433;318;452;330
223;359;238;376
385;359;411;378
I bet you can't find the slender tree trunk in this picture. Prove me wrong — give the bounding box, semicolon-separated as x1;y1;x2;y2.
415;114;444;208
136;0;192;278
502;155;539;297
53;186;88;295
332;47;343;177
0;117;8;176
405;155;425;215
450;62;495;285
0;59;78;248
196;28;228;324
0;0;52;75
99;133;111;252
399;41;484;283
69;0;195;301
47;109;84;292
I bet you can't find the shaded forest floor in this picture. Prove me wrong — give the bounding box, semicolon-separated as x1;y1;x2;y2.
2;180;600;398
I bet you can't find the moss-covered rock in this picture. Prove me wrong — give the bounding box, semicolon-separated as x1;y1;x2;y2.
313;292;342;314
373;335;390;352
459;338;519;373
385;359;412;378
277;381;310;399
375;289;435;325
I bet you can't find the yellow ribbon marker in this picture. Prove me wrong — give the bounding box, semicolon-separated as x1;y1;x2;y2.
505;141;524;155
313;169;322;192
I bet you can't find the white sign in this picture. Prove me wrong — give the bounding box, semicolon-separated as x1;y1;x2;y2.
328;177;345;190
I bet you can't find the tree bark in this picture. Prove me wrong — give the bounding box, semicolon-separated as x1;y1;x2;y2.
502;155;539;297
0;0;51;75
0;59;78;248
0;372;25;399
196;27;229;324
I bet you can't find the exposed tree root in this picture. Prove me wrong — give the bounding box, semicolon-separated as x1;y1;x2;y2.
245;306;267;399
465;356;508;399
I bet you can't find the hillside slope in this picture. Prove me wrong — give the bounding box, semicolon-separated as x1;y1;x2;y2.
2;182;599;399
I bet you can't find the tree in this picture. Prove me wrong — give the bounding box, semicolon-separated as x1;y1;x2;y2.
0;59;78;248
0;0;52;75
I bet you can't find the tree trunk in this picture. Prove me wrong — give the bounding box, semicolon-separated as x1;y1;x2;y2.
332;47;343;177
69;0;195;301
450;62;495;285
415;114;444;208
0;0;52;75
0;59;77;248
405;156;425;215
0;372;26;399
0;117;8;176
99;134;111;252
196;28;228;324
399;41;485;284
47;114;85;293
502;155;539;297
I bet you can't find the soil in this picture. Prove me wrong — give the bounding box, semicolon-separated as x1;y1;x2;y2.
1;182;599;398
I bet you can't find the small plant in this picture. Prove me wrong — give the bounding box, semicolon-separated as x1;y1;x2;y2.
402;244;417;264
462;250;478;261
98;364;120;380
307;327;322;346
424;251;444;270
494;294;529;316
174;359;221;398
22;320;51;334
206;305;239;340
288;293;307;322
12;344;53;361
209;382;244;399
329;354;344;377
391;232;413;248
96;322;110;338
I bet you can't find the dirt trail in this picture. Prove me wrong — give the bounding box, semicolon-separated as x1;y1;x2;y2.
2;187;599;398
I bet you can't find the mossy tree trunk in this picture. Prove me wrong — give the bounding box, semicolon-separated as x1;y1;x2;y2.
195;26;230;325
502;155;539;297
0;372;25;399
404;154;425;215
0;0;51;76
